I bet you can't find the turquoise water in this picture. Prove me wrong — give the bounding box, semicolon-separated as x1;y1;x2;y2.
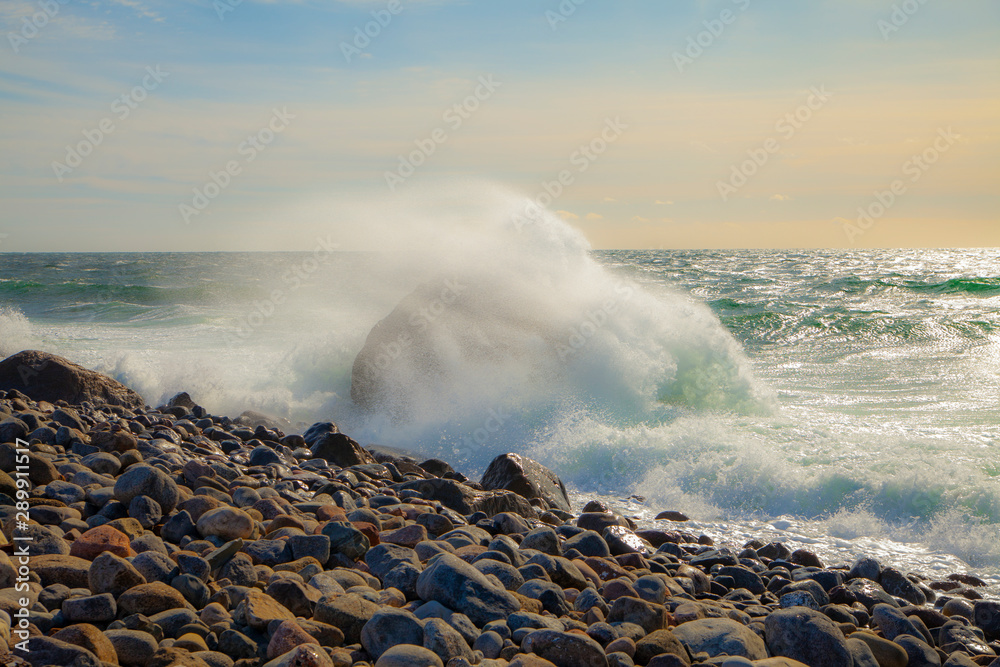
2;243;999;579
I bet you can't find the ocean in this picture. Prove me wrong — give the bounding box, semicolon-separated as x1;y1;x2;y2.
2;221;999;590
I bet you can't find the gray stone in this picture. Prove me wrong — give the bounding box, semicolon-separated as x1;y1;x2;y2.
521;629;610;667
62;592;117;623
114;464;179;515
132;550;178;584
23;635;102;667
322;520;370;561
872;603;923;641
105;629;159;667
314;592;380;644
670;617;767;660
416;553;520;627
89;551;146;597
764;607;852;667
480;453;572;513
879;568;926;606
423;616;474;663
128;495;162;529
374;644;444;667
894;634;942;667
362;608;426;660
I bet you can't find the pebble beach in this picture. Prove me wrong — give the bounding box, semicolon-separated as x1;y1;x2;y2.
0;349;999;667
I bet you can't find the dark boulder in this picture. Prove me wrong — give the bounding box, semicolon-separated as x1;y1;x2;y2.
0;350;144;409
310;432;377;468
480;453;571;513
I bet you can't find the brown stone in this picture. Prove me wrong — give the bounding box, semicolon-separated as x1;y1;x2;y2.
237;588;295;632
51;623;119;664
267;619;319;660
118;582;190;616
70;525;134;560
31;554;91;588
379;524;428;549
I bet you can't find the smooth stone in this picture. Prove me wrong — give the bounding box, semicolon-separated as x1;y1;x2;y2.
764;607;852;667
114;464;179;515
235;588;295;631
521;629;610;667
374;644;444;667
128;495;163;529
415;553;520;627
51;622;118;663
70;524;134;560
106;629;160;667
23;636;102;667
117;581;190;616
423;616;474;663
89;551;146;597
62;593;117;623
314;593;380;645
263;643;335;667
361;607;426;660
196;507;255;540
671;617;768;660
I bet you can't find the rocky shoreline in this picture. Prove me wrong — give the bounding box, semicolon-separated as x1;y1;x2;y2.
1;350;999;667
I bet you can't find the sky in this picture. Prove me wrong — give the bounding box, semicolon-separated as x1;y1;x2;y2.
0;0;997;251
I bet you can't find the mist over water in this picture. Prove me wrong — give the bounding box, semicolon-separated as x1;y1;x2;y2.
2;187;999;578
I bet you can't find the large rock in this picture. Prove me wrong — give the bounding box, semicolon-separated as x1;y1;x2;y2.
310;432;377;468
671;617;768;660
480;453;571;513
0;350;144;409
764;607;853;667
415;553;520;627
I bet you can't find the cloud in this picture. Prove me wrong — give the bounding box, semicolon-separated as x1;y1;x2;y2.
555;210;579;220
770;194;792;201
603;197;616;202
655;199;673;205
585;212;603;220
632;216;650;223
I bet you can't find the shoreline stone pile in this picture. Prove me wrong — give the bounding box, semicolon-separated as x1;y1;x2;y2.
1;350;999;667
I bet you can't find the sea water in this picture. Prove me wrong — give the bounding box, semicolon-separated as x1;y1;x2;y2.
1;203;998;592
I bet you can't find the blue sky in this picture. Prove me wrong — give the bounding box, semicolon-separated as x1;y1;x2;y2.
1;0;997;250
